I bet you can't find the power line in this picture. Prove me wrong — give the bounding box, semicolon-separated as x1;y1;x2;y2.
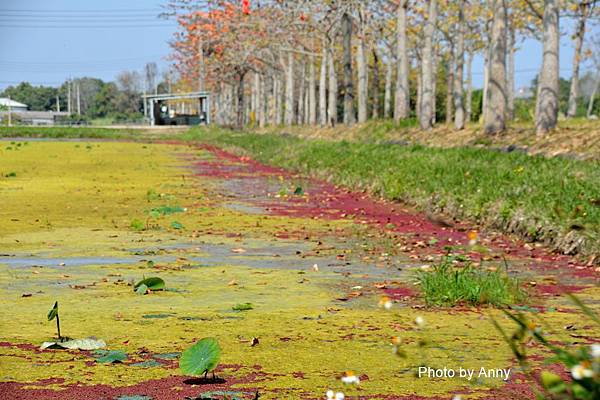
0;55;166;66
0;79;62;85
0;8;163;13
0;24;172;28
0;17;163;21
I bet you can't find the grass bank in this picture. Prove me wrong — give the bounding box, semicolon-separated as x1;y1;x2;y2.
185;127;600;262
252;118;600;160
0;125;141;139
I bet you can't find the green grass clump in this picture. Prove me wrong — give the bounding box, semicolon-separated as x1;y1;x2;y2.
416;258;525;307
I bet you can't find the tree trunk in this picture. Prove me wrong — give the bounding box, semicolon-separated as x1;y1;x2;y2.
236;71;247;129
319;42;328;126
298;60;305;125
567;5;588;118
483;0;507;135
507;23;515;120
432;49;438;124
384;50;393;119
328;43;338;126
395;0;410;121
446;50;454;125
535;0;559;136
454;5;465;130
197;36;205;92
275;76;283;125
304;80;310;124
285;51;295;126
466;50;473;123
587;74;599;118
309;53;317;125
342;12;356;125
357;23;368;123
419;0;437;130
259;74;267;127
252;73;260;127
416;65;422;121
482;19;492;118
371;48;380;119
268;75;276;125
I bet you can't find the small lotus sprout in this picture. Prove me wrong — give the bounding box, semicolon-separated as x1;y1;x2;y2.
47;301;61;339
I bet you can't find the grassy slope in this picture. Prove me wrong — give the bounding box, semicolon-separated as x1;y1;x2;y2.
183;127;600;261
253;118;600;160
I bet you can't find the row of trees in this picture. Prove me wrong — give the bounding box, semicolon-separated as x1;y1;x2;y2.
166;0;600;134
0;63;174;122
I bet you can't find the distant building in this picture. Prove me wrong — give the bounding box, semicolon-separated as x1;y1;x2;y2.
0;97;70;125
143;92;211;126
0;97;28;112
515;87;534;100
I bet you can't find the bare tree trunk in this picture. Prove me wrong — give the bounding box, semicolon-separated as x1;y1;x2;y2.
309;53;317;125
567;5;588;118
482;18;492;118
328;43;338;126
507;23;515;120
319;42;328;126
416;63;422;121
304;80;310;124
342;12;356;125
432;48;438;124
384;50;393;119
285;51;295;126
372;48;380;119
454;5;465;130
535;0;560;136
483;0;507;135
298;60;305;125
395;0;410;121
259;74;267;128
198;36;205;92
587;74;599;118
267;75;276;125
419;0;437;130
446;49;454;124
252;73;260;126
357;26;368;123
275;76;283;125
466;50;473;123
236;71;247;129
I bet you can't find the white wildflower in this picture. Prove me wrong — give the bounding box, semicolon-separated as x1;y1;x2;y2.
591;344;600;358
341;371;360;384
571;364;593;380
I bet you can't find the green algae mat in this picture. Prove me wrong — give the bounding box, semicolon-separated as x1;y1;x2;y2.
0;140;598;400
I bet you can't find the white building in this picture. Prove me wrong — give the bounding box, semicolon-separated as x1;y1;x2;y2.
0;98;28;112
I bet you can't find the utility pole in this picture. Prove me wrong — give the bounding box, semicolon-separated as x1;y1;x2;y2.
143;88;148;119
67;79;72;114
76;82;81;115
7;95;12;127
56;94;60;112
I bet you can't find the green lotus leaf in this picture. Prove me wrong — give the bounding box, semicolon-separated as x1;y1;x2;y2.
179;337;221;376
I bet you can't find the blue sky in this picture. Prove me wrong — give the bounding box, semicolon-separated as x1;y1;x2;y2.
0;0;177;90
0;0;597;91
